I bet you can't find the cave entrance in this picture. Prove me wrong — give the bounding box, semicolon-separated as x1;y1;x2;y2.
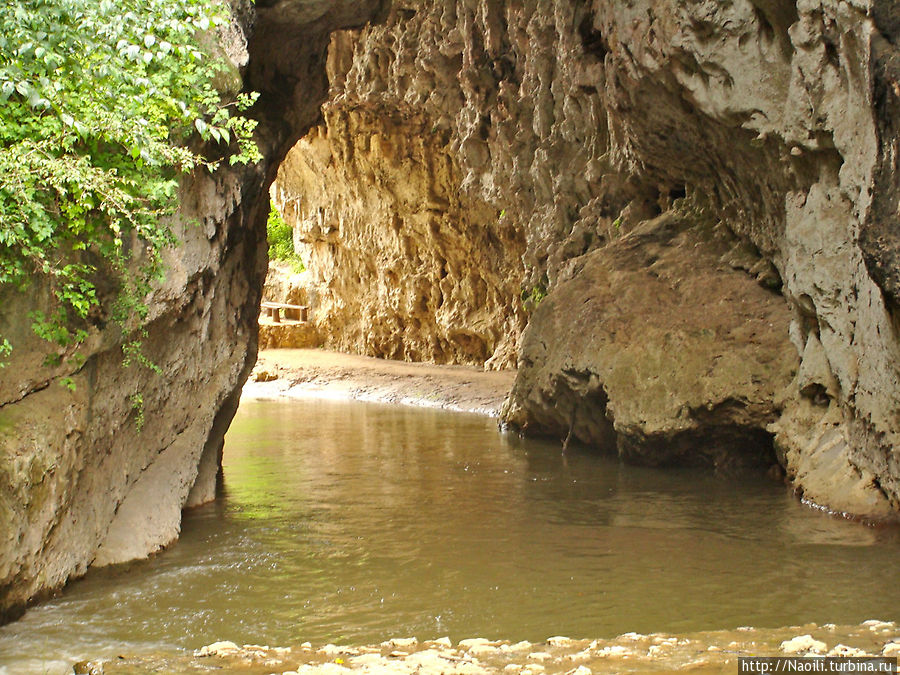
257;94;527;371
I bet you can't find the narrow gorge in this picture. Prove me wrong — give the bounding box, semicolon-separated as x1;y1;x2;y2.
1;0;899;624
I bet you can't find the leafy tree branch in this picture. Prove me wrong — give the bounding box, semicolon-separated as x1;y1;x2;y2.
0;0;261;369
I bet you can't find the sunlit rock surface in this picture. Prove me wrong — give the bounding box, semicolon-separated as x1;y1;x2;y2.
273;97;526;369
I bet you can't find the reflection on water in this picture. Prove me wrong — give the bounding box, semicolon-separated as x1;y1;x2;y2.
0;398;898;674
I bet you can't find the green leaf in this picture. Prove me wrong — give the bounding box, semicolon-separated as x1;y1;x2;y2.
0;0;261;366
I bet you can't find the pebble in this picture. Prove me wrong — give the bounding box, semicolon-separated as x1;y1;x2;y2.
827;644;868;657
566;667;591;675
780;635;827;655
547;636;574;647
507;641;533;652
196;640;240;657
73;661;104;675
526;652;552;661
883;642;900;658
594;645;630;658
651;637;677;646
349;653;386;667
411;649;465;671
382;637;418;649
468;644;500;657
294;663;350;675
319;644;349;656
562;649;592;662
134;623;900;674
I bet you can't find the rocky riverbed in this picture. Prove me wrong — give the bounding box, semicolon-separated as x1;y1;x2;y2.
76;621;900;674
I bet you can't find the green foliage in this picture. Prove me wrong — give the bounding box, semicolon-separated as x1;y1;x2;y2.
129;392;145;431
521;280;548;312
0;338;10;367
266;202;304;273
0;0;261;366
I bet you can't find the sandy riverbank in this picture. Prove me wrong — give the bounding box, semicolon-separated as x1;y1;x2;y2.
82;621;900;674
243;349;517;417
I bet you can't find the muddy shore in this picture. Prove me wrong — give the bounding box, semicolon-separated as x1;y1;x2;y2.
244;348;517;417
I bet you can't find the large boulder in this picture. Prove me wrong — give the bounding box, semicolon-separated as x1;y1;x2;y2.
503;212;797;471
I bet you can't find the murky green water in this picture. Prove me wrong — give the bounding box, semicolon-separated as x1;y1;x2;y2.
1;398;899;674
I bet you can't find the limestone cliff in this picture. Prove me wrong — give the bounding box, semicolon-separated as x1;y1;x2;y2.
0;0;386;621
278;0;899;518
273;87;526;368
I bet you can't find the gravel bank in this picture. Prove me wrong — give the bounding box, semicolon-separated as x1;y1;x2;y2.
84;621;900;674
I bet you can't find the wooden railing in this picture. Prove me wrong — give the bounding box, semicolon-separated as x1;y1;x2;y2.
261;301;308;323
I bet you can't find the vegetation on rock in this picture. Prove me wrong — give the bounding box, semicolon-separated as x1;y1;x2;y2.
0;0;260;364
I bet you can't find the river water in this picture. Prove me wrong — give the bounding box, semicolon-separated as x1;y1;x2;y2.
1;398;898;674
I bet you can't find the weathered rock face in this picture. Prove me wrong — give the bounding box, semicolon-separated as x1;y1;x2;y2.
0;0;386;621
276;0;900;518
273;93;526;368
527;0;898;518
503;212;798;472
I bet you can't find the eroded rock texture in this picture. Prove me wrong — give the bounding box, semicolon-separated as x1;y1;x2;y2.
277;0;900;518
0;0;386;621
273;80;526;368
503;213;798;473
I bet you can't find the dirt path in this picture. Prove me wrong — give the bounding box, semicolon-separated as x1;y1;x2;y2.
243;349;517;416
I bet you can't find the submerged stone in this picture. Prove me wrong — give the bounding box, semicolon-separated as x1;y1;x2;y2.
780;635;827;655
